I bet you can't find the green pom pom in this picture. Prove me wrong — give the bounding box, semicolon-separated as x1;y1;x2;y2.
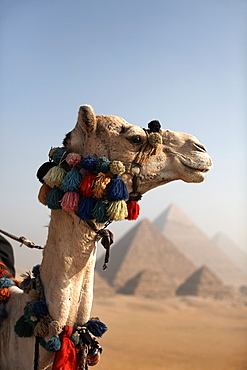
14;315;34;337
92;199;109;223
96;157;111;173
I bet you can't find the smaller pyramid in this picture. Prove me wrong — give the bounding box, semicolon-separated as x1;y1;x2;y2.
176;265;235;300
154;204;247;287
212;233;247;277
117;269;175;298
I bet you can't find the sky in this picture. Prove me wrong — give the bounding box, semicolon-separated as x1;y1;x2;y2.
0;0;246;269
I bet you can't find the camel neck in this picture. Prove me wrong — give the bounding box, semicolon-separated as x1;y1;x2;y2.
40;210;97;327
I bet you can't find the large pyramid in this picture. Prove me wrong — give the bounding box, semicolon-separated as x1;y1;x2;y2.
153;204;247;287
96;219;196;293
176;265;235;300
212;233;247;277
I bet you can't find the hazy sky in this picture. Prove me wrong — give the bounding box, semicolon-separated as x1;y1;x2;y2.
1;0;246;269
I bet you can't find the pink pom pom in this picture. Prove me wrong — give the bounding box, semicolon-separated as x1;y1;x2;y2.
61;192;80;212
66;153;81;167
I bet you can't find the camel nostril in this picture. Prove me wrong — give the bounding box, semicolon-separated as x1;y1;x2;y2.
193;143;207;152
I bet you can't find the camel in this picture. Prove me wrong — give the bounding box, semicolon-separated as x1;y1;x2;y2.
0;105;212;370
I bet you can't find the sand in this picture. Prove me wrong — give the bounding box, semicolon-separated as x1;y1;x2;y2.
91;294;247;370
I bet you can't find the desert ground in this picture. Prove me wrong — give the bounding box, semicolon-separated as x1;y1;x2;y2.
91;294;247;370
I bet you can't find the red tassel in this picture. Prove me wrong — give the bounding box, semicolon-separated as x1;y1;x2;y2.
126;200;140;220
78;173;96;198
52;326;77;370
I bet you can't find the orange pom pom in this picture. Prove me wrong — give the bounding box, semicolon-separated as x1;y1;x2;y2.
38;184;52;205
78;173;96;198
92;173;111;199
0;288;11;302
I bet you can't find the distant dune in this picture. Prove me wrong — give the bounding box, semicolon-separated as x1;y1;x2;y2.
92;294;247;370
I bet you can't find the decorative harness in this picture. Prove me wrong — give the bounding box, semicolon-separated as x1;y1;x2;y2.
0;120;162;370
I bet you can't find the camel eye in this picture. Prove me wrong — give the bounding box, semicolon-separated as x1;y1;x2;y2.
131;135;142;144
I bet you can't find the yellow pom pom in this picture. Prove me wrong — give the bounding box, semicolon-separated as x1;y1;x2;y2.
33;321;49;338
148;132;162;148
110;161;125;175
43;166;67;188
48;320;63;336
107;200;128;221
92;173;111;199
38;184;51;205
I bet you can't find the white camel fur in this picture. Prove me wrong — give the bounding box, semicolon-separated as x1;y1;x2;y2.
0;105;212;369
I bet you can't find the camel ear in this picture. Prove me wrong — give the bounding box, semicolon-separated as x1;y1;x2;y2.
77;105;96;132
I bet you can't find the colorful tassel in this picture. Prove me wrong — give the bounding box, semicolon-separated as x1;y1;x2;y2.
0;277;15;289
106;175;129;201
76;198;97;220
14;315;34;337
84;318;108;338
27;300;48;318
107;200;128;221
92;173;111;199
148;132;162;148
96;157;111;173
0;288;11;302
44;335;61;352
92;199;109;223
43;166;67;188
36;162;56;183
81;155;97;173
61;192;80;212
66;152;81;166
46;188;64;210
78;173;96;198
126;200;140;220
33;320;49;337
51;148;67;165
60;168;82;192
38;183;51;205
110;160;125;175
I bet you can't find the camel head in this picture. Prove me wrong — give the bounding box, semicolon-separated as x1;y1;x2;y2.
63;105;213;195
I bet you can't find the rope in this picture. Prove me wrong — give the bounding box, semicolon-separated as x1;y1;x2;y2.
0;229;44;250
34;336;40;370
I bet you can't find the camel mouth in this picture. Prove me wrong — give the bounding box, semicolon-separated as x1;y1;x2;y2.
179;157;212;174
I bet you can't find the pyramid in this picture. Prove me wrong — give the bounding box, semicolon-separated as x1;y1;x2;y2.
96;218;196;292
153;204;247;287
93;271;115;298
176;265;235;300
212;233;247;277
117;269;175;298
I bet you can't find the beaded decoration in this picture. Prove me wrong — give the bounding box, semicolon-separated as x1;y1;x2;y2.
37;150;141;222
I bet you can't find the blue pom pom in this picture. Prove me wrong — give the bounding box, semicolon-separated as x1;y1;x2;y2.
60;168;83;192
0;277;15;289
52;148;67;165
0;303;8;323
46;188;64;209
76;198;97;220
96;157;111;173
45;335;61;352
33;301;48;318
32;264;40;278
106;175;129;201
84;319;108;338
81;155;97;173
